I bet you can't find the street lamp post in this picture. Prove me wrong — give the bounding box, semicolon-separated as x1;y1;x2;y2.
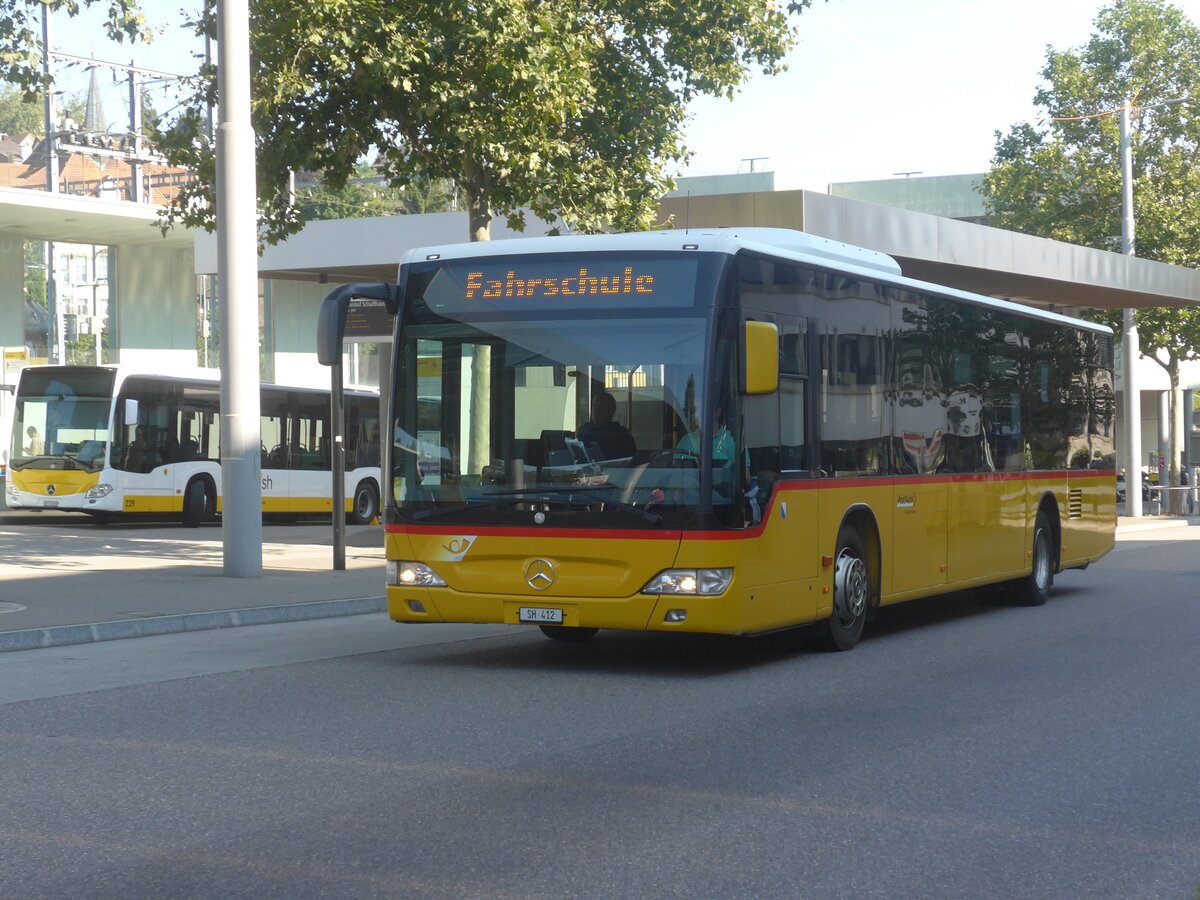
1116;96;1193;517
1119;103;1143;517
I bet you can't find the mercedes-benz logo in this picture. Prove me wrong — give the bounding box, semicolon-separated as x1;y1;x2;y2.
525;558;556;591
46;484;56;496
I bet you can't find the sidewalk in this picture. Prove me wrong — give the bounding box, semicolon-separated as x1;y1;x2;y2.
0;518;387;652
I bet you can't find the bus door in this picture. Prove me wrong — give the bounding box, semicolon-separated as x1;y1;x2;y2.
170;381;221;502
889;292;948;596
738;316;821;627
114;379;175;512
286;391;333;513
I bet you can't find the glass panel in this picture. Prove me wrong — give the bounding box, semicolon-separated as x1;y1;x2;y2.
10;367;115;472
391;316;708;526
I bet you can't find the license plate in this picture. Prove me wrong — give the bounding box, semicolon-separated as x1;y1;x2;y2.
519;607;563;624
42;499;59;508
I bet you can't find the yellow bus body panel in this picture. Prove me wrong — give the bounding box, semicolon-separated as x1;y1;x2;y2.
9;469;98;497
385;472;1116;637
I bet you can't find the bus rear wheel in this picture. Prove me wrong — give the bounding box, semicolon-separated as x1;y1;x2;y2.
182;479;211;528
347;480;379;525
538;625;599;642
1009;511;1054;606
822;527;871;651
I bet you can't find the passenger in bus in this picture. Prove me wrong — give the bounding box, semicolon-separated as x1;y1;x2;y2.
24;426;44;456
578;391;636;460
676;408;738;465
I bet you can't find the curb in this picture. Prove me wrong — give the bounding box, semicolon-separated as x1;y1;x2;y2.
1116;518;1196;535
0;595;386;654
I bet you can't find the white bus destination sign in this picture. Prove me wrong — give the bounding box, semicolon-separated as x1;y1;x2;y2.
422;257;699;312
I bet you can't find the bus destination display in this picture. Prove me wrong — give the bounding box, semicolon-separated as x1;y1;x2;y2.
423;256;699;312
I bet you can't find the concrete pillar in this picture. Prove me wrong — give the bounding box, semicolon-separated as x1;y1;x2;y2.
0;237;24;347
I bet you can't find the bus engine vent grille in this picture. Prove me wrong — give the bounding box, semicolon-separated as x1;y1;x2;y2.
1068;488;1084;519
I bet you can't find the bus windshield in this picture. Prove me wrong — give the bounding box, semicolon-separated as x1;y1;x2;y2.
392;313;717;527
10;367;115;473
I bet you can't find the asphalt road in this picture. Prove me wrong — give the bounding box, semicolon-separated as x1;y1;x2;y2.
1;525;1198;898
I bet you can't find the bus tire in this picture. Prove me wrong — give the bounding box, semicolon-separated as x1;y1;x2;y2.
538;625;599;642
347;480;379;525
1010;511;1054;606
822;527;871;651
182;479;210;528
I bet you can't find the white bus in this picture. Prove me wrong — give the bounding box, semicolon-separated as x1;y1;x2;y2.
5;365;382;526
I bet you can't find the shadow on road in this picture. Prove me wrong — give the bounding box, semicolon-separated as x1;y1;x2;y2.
396;582;1087;678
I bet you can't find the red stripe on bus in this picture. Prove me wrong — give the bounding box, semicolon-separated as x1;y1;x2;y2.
385;469;1115;542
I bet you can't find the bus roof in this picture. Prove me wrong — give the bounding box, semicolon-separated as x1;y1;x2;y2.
399;228;1113;337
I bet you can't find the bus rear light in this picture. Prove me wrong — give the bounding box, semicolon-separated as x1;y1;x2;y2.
387;561;446;587
85;484;113;500
642;569;732;596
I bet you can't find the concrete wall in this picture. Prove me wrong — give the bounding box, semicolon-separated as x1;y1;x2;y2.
114;243;198;371
270;279;336;389
0;236;25;347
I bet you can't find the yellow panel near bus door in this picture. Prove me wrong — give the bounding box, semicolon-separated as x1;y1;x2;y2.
122;494;181;514
258;465;289;513
668;481;821;634
122;467;177;513
888;478;948;600
948;475;1028;584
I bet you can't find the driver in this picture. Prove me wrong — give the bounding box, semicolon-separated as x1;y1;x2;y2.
578;391;636;460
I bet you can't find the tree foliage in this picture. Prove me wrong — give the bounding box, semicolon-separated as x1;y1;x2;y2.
2;1;805;243
982;0;1200;500
148;0;804;243
0;83;86;137
1;1;146;94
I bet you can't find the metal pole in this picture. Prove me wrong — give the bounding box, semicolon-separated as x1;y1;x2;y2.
1120;103;1143;517
216;0;263;576
331;358;346;570
129;62;143;203
41;9;58;193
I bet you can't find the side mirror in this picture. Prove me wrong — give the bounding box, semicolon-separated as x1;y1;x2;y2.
124;398;139;425
742;320;779;395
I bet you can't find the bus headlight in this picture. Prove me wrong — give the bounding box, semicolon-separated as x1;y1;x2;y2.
642;568;733;596
85;484;114;500
387;561;447;587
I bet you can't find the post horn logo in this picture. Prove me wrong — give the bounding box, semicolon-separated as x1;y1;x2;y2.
525;559;556;591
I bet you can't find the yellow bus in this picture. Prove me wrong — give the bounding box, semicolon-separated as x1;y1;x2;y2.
382;229;1116;649
6;365;382;527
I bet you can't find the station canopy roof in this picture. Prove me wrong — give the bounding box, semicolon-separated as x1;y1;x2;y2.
6;184;1199;312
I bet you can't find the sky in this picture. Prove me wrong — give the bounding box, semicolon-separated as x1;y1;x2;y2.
45;0;1200;191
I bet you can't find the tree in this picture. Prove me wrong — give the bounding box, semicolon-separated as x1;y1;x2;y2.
0;84;86;138
982;0;1200;512
148;0;804;245
1;2;145;93
294;165;459;221
4;1;804;244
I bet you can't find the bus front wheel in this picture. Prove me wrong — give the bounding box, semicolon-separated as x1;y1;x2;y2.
822;527;871;651
182;479;211;528
347;480;379;525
